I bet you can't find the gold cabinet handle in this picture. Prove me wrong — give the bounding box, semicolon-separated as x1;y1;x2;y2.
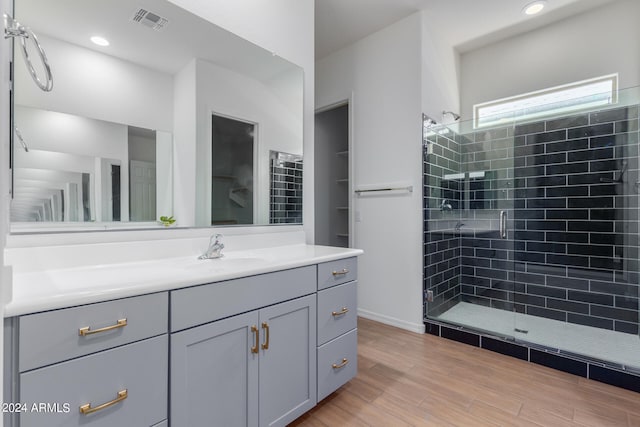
261;322;270;350
79;319;127;336
332;269;349;276
332;358;349;369
332;307;349;317
79;389;127;415
251;325;259;354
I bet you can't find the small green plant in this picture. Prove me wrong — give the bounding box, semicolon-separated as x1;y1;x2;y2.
159;215;176;227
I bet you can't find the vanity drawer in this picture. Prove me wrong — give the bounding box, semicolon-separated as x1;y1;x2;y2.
317;257;357;290
317;281;357;345
171;265;316;332
19;335;167;427
19;293;168;372
317;329;357;401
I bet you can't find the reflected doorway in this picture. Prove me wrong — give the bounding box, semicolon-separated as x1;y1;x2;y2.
211;114;256;225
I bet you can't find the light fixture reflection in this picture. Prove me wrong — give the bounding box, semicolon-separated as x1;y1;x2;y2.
523;1;546;15
90;36;109;46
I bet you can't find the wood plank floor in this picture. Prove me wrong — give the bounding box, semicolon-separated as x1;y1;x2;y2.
291;317;640;427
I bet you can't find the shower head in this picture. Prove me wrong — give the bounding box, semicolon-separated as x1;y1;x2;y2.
423;113;438;128
442;111;461;121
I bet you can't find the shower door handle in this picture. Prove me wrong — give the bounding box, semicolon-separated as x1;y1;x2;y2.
500;210;507;239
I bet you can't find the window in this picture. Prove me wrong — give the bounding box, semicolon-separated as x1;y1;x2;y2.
474;74;618;128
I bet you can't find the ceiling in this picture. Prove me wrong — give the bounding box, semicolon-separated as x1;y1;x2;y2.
17;0;297;81
315;0;616;60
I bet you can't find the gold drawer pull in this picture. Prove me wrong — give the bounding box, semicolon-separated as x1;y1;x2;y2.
332;358;349;369
261;322;270;350
251;325;259;354
79;318;127;336
332;307;349;317
332;269;349;276
79;389;127;415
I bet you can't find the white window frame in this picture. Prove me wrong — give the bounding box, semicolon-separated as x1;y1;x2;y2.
473;74;618;129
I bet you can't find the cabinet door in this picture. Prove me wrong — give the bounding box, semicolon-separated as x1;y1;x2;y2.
171;311;259;427
258;295;316;427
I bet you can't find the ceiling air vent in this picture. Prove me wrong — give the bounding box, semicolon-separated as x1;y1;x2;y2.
131;8;168;31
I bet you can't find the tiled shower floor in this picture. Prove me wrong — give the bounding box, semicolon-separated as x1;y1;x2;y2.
437;302;640;369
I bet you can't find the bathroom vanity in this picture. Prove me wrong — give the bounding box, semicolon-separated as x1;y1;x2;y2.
2;244;361;427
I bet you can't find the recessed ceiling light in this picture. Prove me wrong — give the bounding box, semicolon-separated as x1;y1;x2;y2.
522;1;547;15
90;36;110;47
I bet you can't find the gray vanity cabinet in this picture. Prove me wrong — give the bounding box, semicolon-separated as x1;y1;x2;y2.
170;279;317;427
170;311;259;427
316;258;358;401
19;336;168;427
4;293;169;427
257;295;316;426
4;255;359;427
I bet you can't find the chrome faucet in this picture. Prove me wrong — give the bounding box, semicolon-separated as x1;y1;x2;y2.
440;199;453;211
455;221;465;231
198;234;225;259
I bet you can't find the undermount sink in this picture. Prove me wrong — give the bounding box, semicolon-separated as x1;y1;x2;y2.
179;254;266;269
200;256;264;265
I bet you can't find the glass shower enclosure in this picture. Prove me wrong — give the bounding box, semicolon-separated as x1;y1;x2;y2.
423;86;640;373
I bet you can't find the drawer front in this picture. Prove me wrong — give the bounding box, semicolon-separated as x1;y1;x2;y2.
317;257;357;290
171;265;316;332
317;329;357;401
19;293;168;372
317;281;357;345
19;335;168;427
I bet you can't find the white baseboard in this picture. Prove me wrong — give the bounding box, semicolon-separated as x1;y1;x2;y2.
357;308;425;334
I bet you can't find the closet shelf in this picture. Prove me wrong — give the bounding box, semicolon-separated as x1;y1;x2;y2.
336;207;349;210
336;178;349;183
336;233;349;238
336;150;349;156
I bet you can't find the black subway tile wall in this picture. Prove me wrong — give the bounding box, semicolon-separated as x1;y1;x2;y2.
423;131;463;317
269;151;303;224
424;105;640;336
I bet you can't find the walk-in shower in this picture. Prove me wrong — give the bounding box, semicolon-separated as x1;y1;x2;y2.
423;86;640;389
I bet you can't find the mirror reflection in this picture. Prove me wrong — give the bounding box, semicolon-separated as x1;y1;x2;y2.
12;0;303;230
12;106;172;223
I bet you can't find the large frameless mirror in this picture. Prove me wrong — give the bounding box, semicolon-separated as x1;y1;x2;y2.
11;0;303;231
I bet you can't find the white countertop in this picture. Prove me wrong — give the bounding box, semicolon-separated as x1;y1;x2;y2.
5;244;362;317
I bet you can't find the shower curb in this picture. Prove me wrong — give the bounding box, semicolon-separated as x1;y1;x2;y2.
424;319;640;394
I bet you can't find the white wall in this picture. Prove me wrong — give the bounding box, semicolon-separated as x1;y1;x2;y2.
421;11;461;122
15;107;128;159
169;0;315;241
172;60;198;227
460;0;640;120
316;13;425;332
15;35;173;131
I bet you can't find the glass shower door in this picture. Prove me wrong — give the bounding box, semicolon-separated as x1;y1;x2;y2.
508;97;640;371
423;117;518;340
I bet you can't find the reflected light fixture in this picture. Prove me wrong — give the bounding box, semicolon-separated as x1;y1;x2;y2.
90;36;110;46
522;1;547;15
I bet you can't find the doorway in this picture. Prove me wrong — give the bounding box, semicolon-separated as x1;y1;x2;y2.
211;114;256;225
314;103;350;247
